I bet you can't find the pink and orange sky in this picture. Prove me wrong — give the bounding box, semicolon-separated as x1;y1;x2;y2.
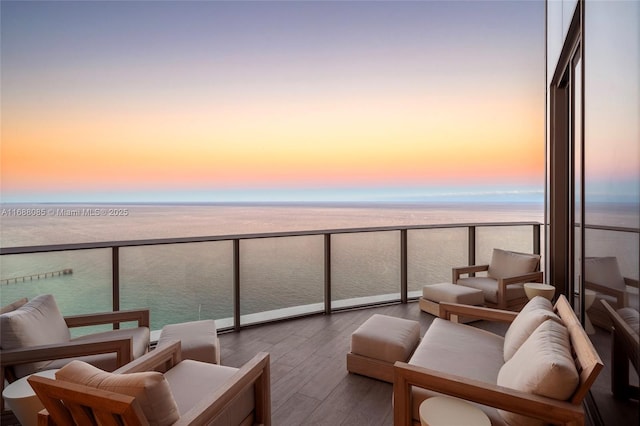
1;1;545;203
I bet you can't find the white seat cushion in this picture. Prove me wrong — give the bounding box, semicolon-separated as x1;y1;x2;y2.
408;319;505;423
158;319;219;364
456;276;526;304
350;314;420;363
422;283;484;305
165;360;254;426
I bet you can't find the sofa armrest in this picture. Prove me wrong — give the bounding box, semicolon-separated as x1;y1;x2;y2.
601;300;639;372
585;280;628;308
0;337;133;411
498;270;543;286
438;302;517;323
64;308;150;329
624;277;639;289
452;264;489;282
393;362;584;426
175;352;271;426
114;340;182;374
0;337;133;370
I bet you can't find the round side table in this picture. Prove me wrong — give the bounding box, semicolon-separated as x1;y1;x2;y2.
2;369;59;426
524;283;556;301
419;396;490;426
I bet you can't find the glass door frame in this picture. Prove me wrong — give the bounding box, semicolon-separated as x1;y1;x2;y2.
547;1;585;322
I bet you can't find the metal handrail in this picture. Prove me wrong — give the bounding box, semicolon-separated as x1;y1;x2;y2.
0;221;542;254
1;221;544;330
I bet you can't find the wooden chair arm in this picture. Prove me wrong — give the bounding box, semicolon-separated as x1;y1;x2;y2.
0;337;133;370
1;336;134;411
585;281;627;307
438;302;517;323
499;271;544;286
393;362;584;426
64;308;150;329
175;352;271;426
601;300;639;371
114;340;182;374
452;264;489;282
624;277;639;289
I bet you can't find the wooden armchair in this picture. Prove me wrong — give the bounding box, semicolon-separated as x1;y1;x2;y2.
394;295;603;425
0;294;150;412
601;300;639;400
453;248;543;310
28;341;271;426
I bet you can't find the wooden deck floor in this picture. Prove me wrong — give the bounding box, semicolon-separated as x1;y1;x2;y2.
2;301;635;426
218;301;638;426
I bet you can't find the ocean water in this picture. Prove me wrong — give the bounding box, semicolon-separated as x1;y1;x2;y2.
1;201;625;332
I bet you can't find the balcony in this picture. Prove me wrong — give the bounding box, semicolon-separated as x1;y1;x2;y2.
1;221;637;426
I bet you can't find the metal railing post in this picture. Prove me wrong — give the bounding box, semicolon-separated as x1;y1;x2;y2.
324;234;331;314
468;226;476;276
400;229;408;303
233;239;241;331
112;246;120;329
533;224;541;255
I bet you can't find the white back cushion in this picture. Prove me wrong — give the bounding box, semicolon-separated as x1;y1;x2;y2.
497;320;579;426
584;256;625;290
503;296;561;361
488;249;540;279
57;360;180;426
0;294;71;376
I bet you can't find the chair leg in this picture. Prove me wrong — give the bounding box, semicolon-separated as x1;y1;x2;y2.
611;330;636;400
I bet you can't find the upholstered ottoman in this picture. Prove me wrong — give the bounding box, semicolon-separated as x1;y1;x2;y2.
347;314;420;383
157;319;220;364
419;283;484;323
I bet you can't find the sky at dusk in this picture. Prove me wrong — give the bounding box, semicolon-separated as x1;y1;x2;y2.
1;0;546;203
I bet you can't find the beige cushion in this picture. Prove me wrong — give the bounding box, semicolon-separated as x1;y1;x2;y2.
56;360;180;426
617;307;639;334
351;314;420;363
488;249;540;279
164;360;254;426
410;318;504;385
503;296;561;361
408;319;505;423
1;297;28;314
456;276;526;304
497;320;579;426
584;257;625;290
158;319;219;364
422;283;484;305
0;294;71;377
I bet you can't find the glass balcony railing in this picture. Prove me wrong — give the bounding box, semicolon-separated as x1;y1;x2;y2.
0;222;541;334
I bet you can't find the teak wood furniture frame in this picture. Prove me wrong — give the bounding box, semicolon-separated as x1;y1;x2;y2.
393;295;603;426
0;308;150;412
601;300;639;400
452;264;544;310
28;341;271;426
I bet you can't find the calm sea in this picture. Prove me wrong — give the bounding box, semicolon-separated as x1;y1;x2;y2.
1;202;632;331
